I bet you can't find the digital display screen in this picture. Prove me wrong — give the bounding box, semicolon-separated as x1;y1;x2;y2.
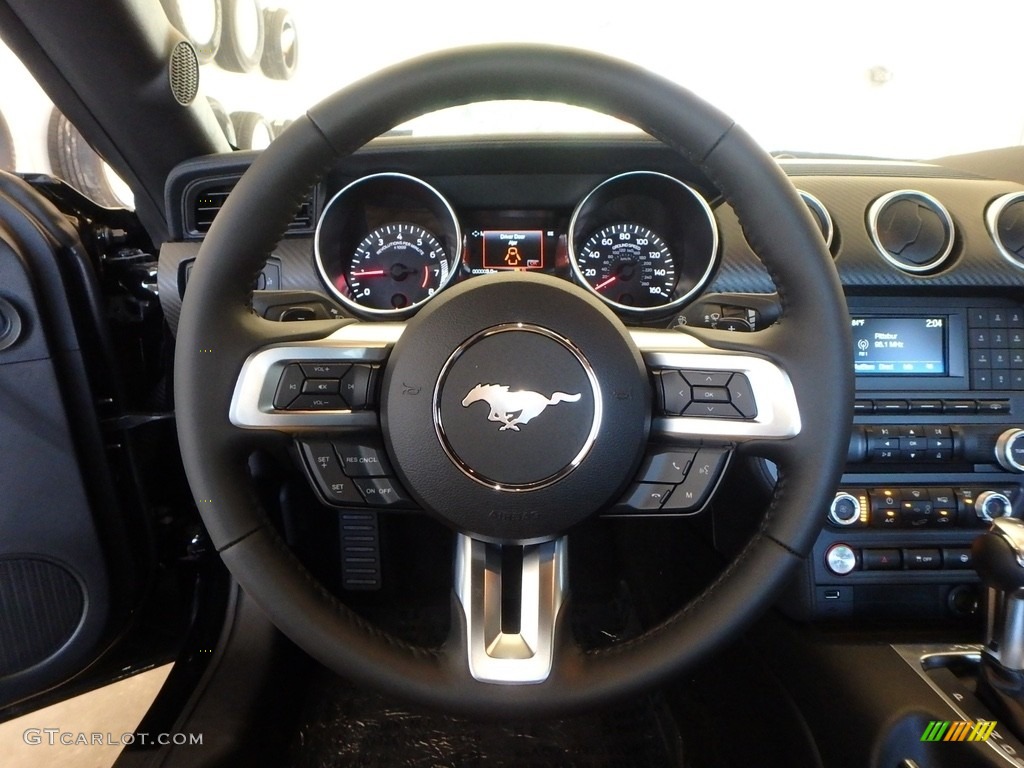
481;231;545;270
852;316;947;375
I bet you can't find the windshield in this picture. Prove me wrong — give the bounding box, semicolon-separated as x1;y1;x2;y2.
1;0;1022;210
197;0;1024;160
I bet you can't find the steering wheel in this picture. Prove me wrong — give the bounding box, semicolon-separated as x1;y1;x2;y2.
174;45;852;717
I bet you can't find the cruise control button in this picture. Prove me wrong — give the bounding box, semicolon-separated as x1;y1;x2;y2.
354;477;412;507
619;483;674;511
301;362;350;379
726;373;757;418
682;401;742;419
300;441;363;505
637;450;696;484
333;442;393;477
290;394;346;410
273;363;306;409
661;448;729;512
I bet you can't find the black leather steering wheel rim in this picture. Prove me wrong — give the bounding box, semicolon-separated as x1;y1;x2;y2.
174;44;853;716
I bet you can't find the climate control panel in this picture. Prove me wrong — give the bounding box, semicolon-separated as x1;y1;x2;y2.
824;485;1017;530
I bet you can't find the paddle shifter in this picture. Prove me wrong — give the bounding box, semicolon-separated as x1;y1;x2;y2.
973;517;1024;737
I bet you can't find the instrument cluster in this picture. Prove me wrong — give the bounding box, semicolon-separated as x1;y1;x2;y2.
314;171;720;318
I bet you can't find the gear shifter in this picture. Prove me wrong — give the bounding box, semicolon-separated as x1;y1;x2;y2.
973;517;1024;737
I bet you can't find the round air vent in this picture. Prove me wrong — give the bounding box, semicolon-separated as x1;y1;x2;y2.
867;190;954;273
798;190;834;252
986;192;1024;269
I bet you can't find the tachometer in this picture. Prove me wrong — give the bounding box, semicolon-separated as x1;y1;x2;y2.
347;223;450;310
575;223;675;307
314;173;462;316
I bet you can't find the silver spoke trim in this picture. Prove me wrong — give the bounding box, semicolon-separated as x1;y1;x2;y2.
229;322;405;430
455;534;567;685
631;329;802;441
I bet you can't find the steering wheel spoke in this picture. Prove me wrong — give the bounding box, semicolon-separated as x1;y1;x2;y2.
454;534;568;685
632;327;801;444
229;321;405;433
596;327;803;517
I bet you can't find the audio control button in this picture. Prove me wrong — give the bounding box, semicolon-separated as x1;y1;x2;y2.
876;400;909;414
909;399;943;414
825;544;858;576
978;400;1011;414
995;429;1024;473
944;400;977;414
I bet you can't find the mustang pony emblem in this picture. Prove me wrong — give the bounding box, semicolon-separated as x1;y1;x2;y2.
461;383;581;431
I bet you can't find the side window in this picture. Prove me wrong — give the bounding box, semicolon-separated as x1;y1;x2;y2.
0;39;134;209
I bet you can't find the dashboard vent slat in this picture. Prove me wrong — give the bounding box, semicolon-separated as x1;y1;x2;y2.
188;181;314;237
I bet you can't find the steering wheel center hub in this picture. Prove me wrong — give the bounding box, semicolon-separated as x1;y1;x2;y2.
381;272;650;542
434;324;601;490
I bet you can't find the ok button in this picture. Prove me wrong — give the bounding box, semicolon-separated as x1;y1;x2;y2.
692;386;730;403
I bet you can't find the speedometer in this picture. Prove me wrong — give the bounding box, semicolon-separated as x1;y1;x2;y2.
575;223;676;307
348;223;450;310
568;171;720;315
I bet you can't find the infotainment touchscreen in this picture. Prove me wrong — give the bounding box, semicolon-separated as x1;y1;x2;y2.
852;316;947;375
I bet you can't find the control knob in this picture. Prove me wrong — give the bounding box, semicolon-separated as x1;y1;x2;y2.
976;491;1014;523
828;492;861;527
996;429;1024;473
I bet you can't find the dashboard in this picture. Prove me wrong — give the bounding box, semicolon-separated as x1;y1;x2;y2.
160;134;1024;627
309;168;718;317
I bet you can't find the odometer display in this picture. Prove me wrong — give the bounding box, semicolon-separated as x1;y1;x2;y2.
345;223;450;310
575;223;676;308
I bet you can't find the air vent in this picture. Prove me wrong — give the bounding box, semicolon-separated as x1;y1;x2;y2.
867;190;954;274
987;191;1024;270
797;190;834;252
192;184;232;233
188;180;314;237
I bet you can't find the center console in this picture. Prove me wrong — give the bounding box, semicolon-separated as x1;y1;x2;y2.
786;297;1024;621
